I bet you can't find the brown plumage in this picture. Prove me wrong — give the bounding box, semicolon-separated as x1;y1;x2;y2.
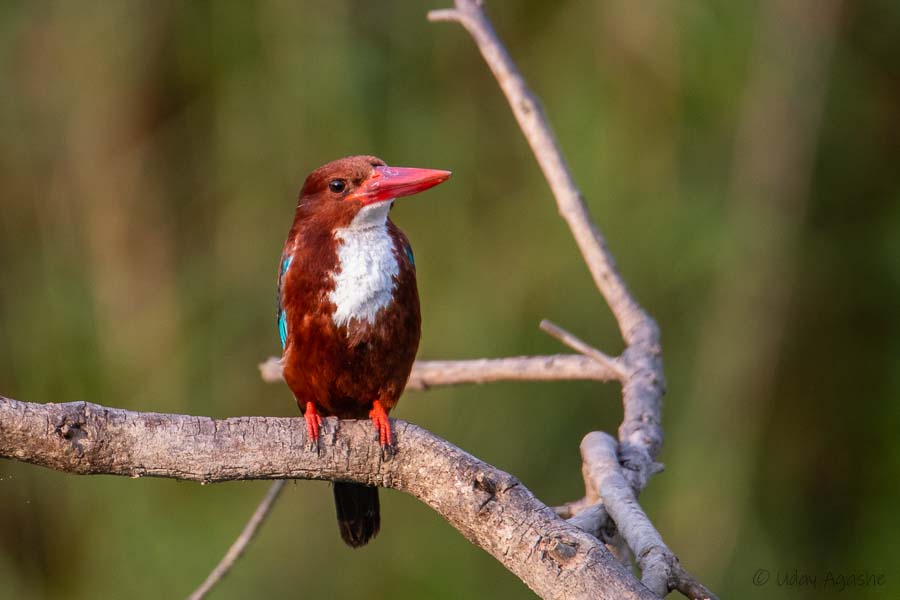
277;155;449;547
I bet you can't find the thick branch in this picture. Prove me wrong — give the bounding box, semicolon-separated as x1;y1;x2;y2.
0;395;654;600
259;355;621;389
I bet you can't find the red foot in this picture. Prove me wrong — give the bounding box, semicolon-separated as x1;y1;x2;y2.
369;400;393;448
303;402;322;446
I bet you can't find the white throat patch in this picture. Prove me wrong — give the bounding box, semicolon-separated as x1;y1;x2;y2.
329;202;398;326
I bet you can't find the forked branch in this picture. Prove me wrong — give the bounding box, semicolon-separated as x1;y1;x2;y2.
428;1;707;597
0;396;654;600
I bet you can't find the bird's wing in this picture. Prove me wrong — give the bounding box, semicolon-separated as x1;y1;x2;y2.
277;253;293;349
402;240;415;269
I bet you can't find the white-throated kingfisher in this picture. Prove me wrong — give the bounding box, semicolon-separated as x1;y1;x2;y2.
277;155;451;547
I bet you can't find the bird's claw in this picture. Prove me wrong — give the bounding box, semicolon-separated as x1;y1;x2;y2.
369;400;395;461
380;442;395;461
304;402;322;454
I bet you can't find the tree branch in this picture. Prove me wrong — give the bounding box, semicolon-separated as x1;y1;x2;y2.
429;0;664;495
260;354;622;388
581;433;715;599
539;319;627;380
188;480;286;600
0;395;654;600
428;2;713;598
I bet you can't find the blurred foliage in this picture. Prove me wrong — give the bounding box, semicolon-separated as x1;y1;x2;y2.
1;1;898;599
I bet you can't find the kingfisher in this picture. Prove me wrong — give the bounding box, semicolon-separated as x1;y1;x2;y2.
277;155;451;547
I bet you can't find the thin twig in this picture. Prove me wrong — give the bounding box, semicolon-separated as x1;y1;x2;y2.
539;319;627;380
188;480;286;600
565;503;610;541
259;354;621;388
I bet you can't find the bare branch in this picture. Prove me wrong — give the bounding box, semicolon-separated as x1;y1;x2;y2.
428;2;652;344
429;0;664;492
581;433;717;599
425;3;716;598
188;480;286;600
0;395;655;600
539;319;626;379
566;503;610;540
259;355;621;388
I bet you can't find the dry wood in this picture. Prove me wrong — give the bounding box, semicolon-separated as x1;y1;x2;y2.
0;395;654;600
188;480;286;600
260;354;622;388
539;320;627;380
581;433;716;599
428;2;712;597
429;0;665;495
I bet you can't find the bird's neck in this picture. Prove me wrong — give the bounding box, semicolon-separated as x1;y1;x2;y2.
328;203;399;327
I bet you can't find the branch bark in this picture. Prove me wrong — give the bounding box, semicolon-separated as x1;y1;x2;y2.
260;354;622;388
0;395;654;600
426;3;713;597
581;433;715;599
188;480;286;600
429;0;664;497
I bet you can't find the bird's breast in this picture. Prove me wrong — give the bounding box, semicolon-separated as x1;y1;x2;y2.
328;223;399;327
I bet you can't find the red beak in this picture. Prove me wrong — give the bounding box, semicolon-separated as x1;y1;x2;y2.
349;166;452;205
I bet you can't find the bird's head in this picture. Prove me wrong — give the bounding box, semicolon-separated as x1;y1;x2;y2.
295;155;451;230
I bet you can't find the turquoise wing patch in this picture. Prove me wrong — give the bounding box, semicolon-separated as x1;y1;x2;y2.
277;255;294;349
278;311;288;349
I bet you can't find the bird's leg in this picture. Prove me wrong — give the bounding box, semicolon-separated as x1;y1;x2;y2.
302;401;322;452
369;400;394;459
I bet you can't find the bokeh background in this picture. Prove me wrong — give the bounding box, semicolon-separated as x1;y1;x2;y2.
1;1;898;598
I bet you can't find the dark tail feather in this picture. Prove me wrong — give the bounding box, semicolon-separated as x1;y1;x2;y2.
332;482;380;548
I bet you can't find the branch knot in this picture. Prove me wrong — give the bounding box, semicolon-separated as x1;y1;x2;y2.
53;401;89;457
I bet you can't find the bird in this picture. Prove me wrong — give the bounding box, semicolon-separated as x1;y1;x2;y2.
277;155;451;547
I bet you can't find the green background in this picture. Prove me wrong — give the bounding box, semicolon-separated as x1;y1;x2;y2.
1;1;898;598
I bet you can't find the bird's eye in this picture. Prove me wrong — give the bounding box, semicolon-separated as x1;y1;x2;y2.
328;179;347;194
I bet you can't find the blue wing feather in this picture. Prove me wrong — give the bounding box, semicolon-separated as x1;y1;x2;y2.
277;255;293;349
278;311;288;349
